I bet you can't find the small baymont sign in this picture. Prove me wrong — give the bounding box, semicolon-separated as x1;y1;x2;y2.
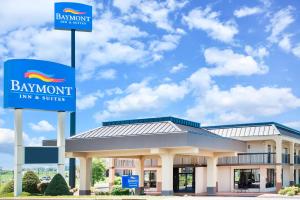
3;59;75;112
55;2;92;31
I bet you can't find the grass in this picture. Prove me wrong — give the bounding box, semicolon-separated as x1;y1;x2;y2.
0;194;175;199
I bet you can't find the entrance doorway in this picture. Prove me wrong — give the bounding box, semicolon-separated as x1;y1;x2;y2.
173;167;195;193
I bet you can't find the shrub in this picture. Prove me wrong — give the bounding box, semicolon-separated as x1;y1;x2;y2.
287;190;296;196
95;191;110;195
114;176;121;186
37;182;49;194
278;186;300;196
1;181;14;194
111;186;130;195
22;171;40;194
44;174;71;196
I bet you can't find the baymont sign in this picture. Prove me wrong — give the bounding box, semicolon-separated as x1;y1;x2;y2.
4;59;75;112
54;2;92;32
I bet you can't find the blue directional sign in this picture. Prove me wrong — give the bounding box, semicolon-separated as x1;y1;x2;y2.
3;59;75;112
55;2;92;31
122;175;139;189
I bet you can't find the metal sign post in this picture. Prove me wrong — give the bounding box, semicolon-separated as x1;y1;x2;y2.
14;109;23;197
54;2;92;188
69;29;76;188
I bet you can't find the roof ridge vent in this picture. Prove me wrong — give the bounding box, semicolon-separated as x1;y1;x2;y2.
102;116;201;128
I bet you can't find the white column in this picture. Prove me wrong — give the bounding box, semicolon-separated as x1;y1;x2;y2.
275;137;282;191
260;166;267;192
108;158;115;192
79;157;92;195
290;142;295;185
160;154;174;195
206;156;217;195
57;112;65;176
14;109;23;197
136;157;144;194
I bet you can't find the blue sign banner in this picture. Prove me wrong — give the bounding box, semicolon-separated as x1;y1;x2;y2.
55;2;92;32
3;59;75;112
122;175;139;189
25;147;58;164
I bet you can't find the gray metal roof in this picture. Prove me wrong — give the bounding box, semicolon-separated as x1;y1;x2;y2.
204;122;300;139
55;117;247;153
206;125;279;137
71;121;182;139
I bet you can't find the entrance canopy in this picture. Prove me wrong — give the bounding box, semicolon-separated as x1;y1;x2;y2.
44;117;246;157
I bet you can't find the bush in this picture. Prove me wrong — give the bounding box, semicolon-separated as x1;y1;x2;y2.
1;181;14;194
95;191;110;195
111;186;130;195
22;171;40;194
278;186;300;196
114;176;121;186
37;182;49;194
44;174;71;196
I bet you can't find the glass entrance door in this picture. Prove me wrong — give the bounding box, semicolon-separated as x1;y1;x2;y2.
173;167;195;193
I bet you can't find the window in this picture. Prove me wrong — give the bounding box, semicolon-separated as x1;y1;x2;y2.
266;169;275;188
144;170;156;188
234;169;260;189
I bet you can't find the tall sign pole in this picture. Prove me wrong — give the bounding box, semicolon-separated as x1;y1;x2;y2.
54;2;92;188
69;29;76;188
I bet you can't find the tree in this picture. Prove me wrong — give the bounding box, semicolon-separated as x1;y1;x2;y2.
44;174;71;196
92;158;106;186
22;171;40;194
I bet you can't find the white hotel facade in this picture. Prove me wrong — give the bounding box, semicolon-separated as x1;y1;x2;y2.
44;117;300;195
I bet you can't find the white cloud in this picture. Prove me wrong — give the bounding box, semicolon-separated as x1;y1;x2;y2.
292;44;300;58
204;47;268;76
113;0;141;13
150;34;182;53
97;69;117;80
183;7;238;43
234;7;263;18
267;6;294;43
114;0;188;32
105;87;123;96
187;85;300;123
94;80;188;122
284;121;300;130
278;35;292;52
77;91;104;110
29;120;55;132
244;45;269;59
170;63;187;73
0;128;45;155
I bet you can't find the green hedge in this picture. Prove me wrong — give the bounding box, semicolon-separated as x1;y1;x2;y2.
278;186;300;196
111;186;130;195
22;171;40;194
0;180;14;194
44;174;71;196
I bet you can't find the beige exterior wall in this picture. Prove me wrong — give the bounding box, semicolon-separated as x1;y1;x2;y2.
217;166;231;192
195;167;207;194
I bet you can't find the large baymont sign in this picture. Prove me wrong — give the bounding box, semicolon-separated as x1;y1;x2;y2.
4;59;75;112
55;2;92;31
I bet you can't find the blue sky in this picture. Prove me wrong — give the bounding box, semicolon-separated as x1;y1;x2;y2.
1;0;300;169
